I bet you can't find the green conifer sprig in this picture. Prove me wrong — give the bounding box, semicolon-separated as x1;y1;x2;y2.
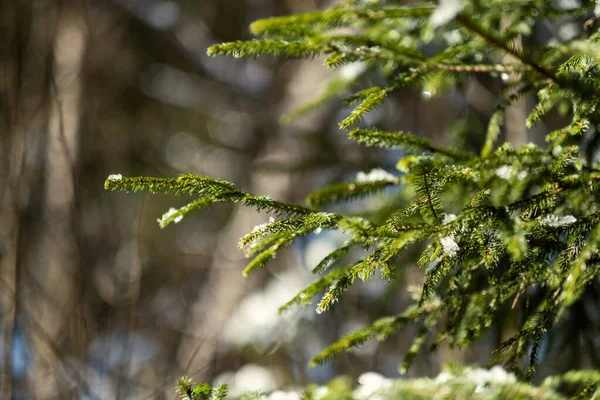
158;197;228;229
307;179;399;208
454;14;558;83
207;39;330;59
241;213;339;276
339;86;392;129
248;4;436;38
104;174;237;196
310;299;442;366
311;239;358;274
105;174;314;221
483;84;537;157
348;128;472;160
279;265;353;313
177;377;228;400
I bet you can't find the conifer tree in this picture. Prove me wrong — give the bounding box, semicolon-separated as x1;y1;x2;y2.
106;0;600;398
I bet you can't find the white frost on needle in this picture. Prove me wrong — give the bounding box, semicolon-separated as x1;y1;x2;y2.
495;165;513;180
495;165;527;180
442;213;457;224
251;216;275;234
339;62;366;81
441;236;460;257
539;214;577;227
157;207;183;225
241;217;276;252
356;168;397;183
465;365;516;394
354;372;392;398
430;0;462;27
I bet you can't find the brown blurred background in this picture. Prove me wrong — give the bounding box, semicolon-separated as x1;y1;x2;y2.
0;0;587;399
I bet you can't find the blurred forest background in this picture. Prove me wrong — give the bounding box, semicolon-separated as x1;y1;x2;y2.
0;0;592;399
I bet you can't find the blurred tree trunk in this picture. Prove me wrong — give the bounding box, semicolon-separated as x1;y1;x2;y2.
0;1;23;395
24;0;86;397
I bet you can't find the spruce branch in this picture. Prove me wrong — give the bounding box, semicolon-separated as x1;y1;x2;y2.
311;239;358;274
158;197;230;229
311;299;442;366
432;63;531;73
339;86;391;130
399;313;438;374
455;14;558;83
349;128;473;160
176;378;228;400
104;174;238;197
483;84;536;157
420;172;442;225
242;212;339;275
278;265;353;313
249;5;436;37
241;196;314;216
105;175;315;228
110;0;600;382
207;39;332;59
307;179;399;208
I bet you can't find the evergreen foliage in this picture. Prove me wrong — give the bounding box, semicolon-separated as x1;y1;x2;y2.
176;366;600;400
105;0;600;396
